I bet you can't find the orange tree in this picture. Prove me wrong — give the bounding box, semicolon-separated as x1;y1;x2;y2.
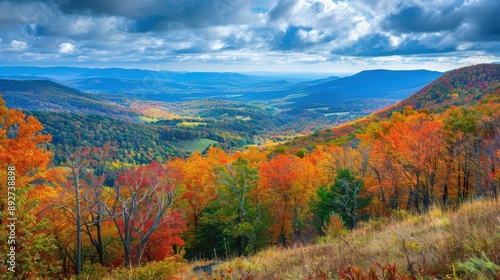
365;107;446;212
258;154;319;246
0;94;60;278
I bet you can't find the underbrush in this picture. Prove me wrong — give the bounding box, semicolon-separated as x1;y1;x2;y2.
74;256;187;280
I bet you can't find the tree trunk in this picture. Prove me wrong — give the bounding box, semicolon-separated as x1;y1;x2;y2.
96;212;104;265
74;167;82;275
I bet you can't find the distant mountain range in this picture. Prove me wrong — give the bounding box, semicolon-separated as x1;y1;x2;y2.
293;69;442;107
0;66;293;95
0;66;440;109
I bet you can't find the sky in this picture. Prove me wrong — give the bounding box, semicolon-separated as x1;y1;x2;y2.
0;0;499;74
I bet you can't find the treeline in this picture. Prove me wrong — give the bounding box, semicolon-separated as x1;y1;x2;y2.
285;64;500;150
1;91;499;278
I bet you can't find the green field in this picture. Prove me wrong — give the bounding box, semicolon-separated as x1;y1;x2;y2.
176;121;208;127
173;138;218;153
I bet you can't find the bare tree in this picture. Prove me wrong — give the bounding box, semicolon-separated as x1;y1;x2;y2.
52;146;91;275
81;143;116;265
102;161;181;268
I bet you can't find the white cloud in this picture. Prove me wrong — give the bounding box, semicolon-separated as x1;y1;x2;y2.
10;40;27;51
59;42;75;53
209;40;226;51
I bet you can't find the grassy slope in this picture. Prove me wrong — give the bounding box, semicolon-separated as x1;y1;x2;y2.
172;138;218;153
185;199;500;279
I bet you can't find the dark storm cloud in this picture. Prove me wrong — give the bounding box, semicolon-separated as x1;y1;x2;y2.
133;0;252;32
268;0;295;21
335;34;456;57
382;0;500;41
382;6;462;33
57;0;253;31
272;26;309;51
270;26;335;51
58;0;187;17
460;0;500;41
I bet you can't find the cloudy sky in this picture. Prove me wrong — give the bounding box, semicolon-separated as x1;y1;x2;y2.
0;0;499;73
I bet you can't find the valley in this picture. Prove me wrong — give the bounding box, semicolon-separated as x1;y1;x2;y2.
0;66;442;157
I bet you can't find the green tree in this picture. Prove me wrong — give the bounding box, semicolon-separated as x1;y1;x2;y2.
201;157;266;257
0;185;61;279
312;169;371;230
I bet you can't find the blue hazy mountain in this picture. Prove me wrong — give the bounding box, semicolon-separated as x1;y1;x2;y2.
301;69;442;101
0;66;172;80
0;67;441;108
0;66;289;94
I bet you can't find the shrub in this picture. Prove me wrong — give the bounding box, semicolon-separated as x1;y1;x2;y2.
112;256;187;280
338;262;413;280
454;253;500;279
77;263;109;280
322;212;347;239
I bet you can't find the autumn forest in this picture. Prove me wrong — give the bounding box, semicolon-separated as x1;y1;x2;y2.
1;64;500;279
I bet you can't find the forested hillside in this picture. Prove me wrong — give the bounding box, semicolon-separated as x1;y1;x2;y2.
395;63;500;111
0;64;498;279
28;104;278;165
0;79;135;120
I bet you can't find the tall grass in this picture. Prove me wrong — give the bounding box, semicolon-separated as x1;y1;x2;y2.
185;199;499;279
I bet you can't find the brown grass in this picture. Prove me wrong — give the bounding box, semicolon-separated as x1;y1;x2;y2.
183;199;500;279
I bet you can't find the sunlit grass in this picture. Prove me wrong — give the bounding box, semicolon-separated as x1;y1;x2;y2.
173;138;218;153
186;199;500;279
176;121;208;127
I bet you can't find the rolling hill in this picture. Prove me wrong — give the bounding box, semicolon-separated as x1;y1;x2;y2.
0;66;440;108
0;79;135;120
0;66;298;98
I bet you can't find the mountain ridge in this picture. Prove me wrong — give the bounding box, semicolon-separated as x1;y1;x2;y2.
0;79;135;121
283;63;500;149
304;69;442;99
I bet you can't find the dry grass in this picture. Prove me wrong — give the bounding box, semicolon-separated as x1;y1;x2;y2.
183;199;500;279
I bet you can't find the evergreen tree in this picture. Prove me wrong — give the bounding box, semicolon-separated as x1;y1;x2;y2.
312;169;371;230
